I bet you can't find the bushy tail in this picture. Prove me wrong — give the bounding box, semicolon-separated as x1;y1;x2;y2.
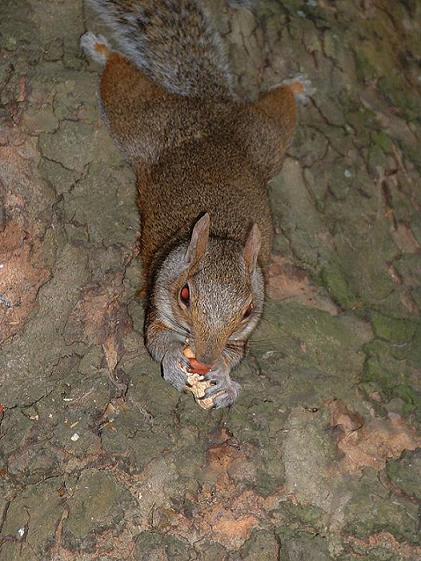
87;0;234;98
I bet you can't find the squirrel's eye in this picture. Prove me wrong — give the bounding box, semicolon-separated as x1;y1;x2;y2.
179;284;190;306
243;303;253;319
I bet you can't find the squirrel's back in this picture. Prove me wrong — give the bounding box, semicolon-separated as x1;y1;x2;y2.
87;0;234;98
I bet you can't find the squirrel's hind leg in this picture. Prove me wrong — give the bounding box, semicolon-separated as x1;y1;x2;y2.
81;31;169;162
277;74;315;106
80;32;112;65
244;79;312;180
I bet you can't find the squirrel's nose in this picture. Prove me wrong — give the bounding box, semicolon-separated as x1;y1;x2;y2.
193;335;224;369
194;351;218;370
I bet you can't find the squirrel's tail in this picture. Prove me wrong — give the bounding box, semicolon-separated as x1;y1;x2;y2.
87;0;234;98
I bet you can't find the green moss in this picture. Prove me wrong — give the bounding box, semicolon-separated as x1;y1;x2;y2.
239;529;280;561
321;263;359;309
386;451;421;500
367;132;393;174
379;75;421;122
407;325;421;368
372;131;393;153
363;338;421;418
354;48;379;83
65;470;132;540
276;502;328;533
345;105;377;135
135;531;191;561
392;384;420;415
364;356;395;398
276;533;333;561
344;472;420;544
371;312;416;344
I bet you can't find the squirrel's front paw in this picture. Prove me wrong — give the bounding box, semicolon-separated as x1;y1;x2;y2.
203;369;241;409
161;346;191;392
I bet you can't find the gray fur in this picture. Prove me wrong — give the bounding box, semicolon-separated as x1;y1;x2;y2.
151;237;264;367
80;31;110;65
87;0;235;97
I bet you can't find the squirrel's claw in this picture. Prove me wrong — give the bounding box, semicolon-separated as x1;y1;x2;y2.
212;381;241;409
204;370;241;408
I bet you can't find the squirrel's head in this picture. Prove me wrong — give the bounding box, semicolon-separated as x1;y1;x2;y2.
153;213;264;368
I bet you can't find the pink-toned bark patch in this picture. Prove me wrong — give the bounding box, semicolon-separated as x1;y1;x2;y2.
0;221;50;344
327;399;421;473
346;532;421;560
267;254;338;314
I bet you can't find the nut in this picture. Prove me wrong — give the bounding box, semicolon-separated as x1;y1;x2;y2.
182;346;214;410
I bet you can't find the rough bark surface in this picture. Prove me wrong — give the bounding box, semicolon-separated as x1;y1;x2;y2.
0;1;420;560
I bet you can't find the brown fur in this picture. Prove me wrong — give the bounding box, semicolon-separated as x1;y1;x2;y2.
100;52;296;284
81;6;302;405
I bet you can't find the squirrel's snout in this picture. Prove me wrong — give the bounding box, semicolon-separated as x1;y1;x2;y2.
195;357;215;370
192;329;230;369
193;345;222;371
192;349;215;369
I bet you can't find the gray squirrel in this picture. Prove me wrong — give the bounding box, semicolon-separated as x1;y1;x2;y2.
81;0;310;408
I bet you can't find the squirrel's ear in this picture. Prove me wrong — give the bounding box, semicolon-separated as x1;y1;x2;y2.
243;223;261;274
184;213;210;268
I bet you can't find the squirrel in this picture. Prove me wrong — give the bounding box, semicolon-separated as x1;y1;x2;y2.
81;0;311;408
